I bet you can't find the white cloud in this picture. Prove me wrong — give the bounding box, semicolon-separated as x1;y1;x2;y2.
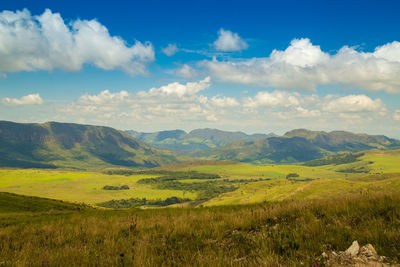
393;110;400;121
0;9;154;74
213;29;248;51
323;94;386;113
148;76;211;97
205;38;400;93
3;93;43;105
244;91;300;108
162;44;178;56
206;114;218;121
57;78;398;135
275;107;321;119
175;64;198;79
374;41;400;62
338;113;362;121
270;38;329;67
77;90;129;105
210;96;239;107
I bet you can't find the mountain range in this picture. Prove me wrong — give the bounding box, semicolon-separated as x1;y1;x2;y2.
126;128;276;152
1;121;399;169
193;129;400;163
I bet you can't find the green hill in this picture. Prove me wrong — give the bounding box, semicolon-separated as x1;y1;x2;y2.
0;121;181;170
194;136;324;163
0;192;85;213
194;130;400;164
126;128;276;153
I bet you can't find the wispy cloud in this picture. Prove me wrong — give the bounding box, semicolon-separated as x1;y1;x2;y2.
162;44;179;56
174;64;198;79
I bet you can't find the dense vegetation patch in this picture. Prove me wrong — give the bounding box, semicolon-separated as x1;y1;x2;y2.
304;152;364;166
97;196;191;208
286;173;299;179
102;185;130;190
336;166;370;173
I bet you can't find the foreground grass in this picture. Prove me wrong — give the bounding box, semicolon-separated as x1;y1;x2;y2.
0;192;399;266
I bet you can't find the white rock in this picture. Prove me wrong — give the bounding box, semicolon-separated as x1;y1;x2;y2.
345;240;360;256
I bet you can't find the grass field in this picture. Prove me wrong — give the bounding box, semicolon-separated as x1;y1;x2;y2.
0;169;196;204
0;150;399;207
0;191;399;266
0;150;399;265
203;175;400;206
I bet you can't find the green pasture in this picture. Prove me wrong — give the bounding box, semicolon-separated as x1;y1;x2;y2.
179;162;352;180
0;150;399;207
0;169;196;204
203;175;400;206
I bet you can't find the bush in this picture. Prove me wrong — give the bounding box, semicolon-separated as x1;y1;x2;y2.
102;185;130;190
286;173;299;179
97;196;191;208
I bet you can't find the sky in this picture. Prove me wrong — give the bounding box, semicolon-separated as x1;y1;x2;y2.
0;0;400;137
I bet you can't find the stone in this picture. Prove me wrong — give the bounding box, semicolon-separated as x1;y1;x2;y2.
364;244;377;255
360;244;379;261
345;240;360;257
320;242;399;266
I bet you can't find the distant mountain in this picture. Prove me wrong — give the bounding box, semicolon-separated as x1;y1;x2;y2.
0;121;181;169
194;129;400;164
284;129;399;152
125;128;276;153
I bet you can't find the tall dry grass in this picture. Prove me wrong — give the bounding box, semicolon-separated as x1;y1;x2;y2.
0;192;399;266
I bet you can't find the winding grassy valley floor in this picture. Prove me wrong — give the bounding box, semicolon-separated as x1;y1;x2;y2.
0;150;399;208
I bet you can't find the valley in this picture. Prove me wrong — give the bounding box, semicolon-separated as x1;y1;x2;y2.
1;146;399;209
1;2;399;265
1;121;399;266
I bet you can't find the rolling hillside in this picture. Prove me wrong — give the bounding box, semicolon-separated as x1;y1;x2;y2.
0;121;181;169
194;129;400;164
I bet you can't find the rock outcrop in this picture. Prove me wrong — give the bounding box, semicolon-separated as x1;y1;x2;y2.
321;241;398;266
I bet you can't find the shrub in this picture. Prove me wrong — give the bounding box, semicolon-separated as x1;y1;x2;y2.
286;173;299;179
102;185;130;190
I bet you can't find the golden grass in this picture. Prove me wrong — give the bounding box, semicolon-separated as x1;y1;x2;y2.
0;192;399;266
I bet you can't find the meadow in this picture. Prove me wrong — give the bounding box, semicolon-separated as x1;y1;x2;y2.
0;169;197;204
0;150;399;265
0;191;399;266
0;150;399;208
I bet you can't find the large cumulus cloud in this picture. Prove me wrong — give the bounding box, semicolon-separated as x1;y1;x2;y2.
205;38;400;93
0;9;154;74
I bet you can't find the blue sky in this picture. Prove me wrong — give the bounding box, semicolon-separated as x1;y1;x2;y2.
0;0;400;137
